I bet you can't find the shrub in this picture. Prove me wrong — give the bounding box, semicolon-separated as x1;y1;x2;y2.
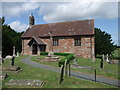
40;52;48;55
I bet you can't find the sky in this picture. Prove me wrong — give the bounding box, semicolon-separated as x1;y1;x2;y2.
0;0;119;45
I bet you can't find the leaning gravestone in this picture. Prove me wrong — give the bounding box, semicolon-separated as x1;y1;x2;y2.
59;65;64;84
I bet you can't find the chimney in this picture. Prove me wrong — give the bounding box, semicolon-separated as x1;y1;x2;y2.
29;13;35;27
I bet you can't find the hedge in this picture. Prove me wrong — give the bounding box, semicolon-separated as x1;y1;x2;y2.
40;52;48;55
58;53;74;67
54;53;70;56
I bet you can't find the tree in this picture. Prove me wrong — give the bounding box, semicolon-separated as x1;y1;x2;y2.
2;17;24;57
95;28;115;55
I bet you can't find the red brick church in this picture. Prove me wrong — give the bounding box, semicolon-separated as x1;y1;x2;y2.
21;14;95;59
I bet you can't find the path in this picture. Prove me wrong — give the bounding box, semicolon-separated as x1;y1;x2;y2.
21;56;120;87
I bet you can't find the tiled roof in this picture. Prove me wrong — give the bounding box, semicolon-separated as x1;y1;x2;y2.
28;36;45;45
22;19;94;38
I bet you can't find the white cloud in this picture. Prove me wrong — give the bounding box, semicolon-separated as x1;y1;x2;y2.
38;2;118;22
9;21;28;32
2;2;118;22
2;2;40;17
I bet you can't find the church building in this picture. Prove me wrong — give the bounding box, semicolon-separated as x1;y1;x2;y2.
21;14;95;59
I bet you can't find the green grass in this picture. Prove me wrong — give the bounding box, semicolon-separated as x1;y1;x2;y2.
71;57;119;80
31;56;119;80
2;55;117;88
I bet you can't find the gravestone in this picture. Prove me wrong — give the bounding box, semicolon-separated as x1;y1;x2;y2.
16;52;19;57
59;65;64;84
100;59;103;69
73;55;78;65
106;54;109;63
13;46;16;57
11;56;15;66
92;54;95;62
102;54;105;61
0;51;2;63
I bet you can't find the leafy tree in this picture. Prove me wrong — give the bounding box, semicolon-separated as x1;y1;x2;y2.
2;17;24;57
95;28;115;55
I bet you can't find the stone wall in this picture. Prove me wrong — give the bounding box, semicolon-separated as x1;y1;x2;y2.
21;36;95;59
41;36;94;59
21;39;31;55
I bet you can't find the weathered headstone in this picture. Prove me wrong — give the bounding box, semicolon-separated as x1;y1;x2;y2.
92;54;95;62
64;60;67;76
102;54;105;61
11;56;15;66
73;55;78;65
106;54;109;62
0;51;3;63
68;64;71;76
59;65;64;84
13;46;16;57
100;59;103;69
16;52;19;57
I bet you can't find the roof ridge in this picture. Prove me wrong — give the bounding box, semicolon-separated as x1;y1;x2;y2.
32;19;94;26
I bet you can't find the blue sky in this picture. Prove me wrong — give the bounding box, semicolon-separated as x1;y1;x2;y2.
1;1;118;45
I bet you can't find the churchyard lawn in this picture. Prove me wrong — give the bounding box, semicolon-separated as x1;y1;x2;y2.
2;56;117;88
31;56;119;80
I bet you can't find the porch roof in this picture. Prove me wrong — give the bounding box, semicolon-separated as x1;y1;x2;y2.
28;36;46;45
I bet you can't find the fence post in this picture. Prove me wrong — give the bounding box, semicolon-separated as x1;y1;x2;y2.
94;69;96;82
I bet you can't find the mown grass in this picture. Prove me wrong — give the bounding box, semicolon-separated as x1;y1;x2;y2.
31;56;119;80
71;57;119;80
2;55;117;88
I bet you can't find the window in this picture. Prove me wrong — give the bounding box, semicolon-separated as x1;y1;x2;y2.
74;38;81;46
53;39;59;46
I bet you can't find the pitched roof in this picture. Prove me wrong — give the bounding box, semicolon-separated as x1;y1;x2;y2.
22;19;94;38
28;36;45;45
